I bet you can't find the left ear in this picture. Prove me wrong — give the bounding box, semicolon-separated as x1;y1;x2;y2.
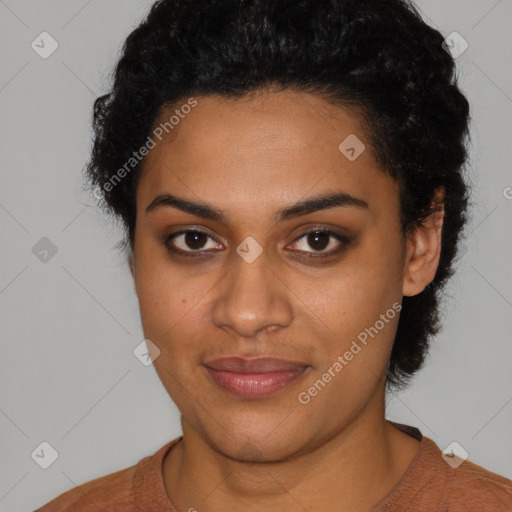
403;187;445;297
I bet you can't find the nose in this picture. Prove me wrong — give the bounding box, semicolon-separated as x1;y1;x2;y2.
210;248;294;338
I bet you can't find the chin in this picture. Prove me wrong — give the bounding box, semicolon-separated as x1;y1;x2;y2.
194;409;314;463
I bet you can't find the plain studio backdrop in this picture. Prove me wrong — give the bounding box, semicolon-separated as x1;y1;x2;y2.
0;1;511;510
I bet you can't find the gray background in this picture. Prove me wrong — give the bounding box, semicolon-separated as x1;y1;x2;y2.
0;1;511;510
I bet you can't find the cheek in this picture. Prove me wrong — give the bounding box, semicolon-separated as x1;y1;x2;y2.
296;234;403;389
308;252;401;340
296;273;400;424
134;266;210;396
134;255;201;342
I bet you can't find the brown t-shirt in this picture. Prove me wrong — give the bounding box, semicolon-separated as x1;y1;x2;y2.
35;423;512;511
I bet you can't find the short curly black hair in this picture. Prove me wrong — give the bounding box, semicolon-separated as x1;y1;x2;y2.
84;0;471;390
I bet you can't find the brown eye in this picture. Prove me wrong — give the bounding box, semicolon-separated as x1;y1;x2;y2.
183;231;208;250
164;229;222;256
288;229;350;257
306;230;330;251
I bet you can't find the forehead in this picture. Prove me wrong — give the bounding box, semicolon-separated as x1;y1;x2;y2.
137;89;398;221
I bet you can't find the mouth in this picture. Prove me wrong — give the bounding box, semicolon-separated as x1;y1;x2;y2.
202;356;310;399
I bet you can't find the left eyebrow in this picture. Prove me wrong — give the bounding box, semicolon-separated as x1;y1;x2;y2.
145;190;369;224
276;191;369;222
145;193;229;223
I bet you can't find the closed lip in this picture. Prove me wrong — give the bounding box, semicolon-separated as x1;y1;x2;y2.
202;356;310;373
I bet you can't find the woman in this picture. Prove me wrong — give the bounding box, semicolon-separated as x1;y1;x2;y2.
36;0;511;510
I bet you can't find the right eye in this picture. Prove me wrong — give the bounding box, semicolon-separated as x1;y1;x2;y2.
164;229;223;257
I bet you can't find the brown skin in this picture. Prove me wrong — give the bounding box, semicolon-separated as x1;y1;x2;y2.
129;89;444;511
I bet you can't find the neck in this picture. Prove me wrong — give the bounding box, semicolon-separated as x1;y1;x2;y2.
162;389;420;512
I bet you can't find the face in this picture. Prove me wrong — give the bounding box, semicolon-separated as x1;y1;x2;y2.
130;89;434;462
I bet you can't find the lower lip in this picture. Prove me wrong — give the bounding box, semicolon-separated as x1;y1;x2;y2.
204;366;308;399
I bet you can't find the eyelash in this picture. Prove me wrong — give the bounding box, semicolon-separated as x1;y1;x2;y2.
163;228;351;260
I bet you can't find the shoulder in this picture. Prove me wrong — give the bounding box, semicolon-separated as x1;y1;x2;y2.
375;427;512;512
34;459;145;512
34;437;181;512
420;437;512;511
444;456;512;511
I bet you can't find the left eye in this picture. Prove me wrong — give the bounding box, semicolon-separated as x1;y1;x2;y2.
288;229;349;256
